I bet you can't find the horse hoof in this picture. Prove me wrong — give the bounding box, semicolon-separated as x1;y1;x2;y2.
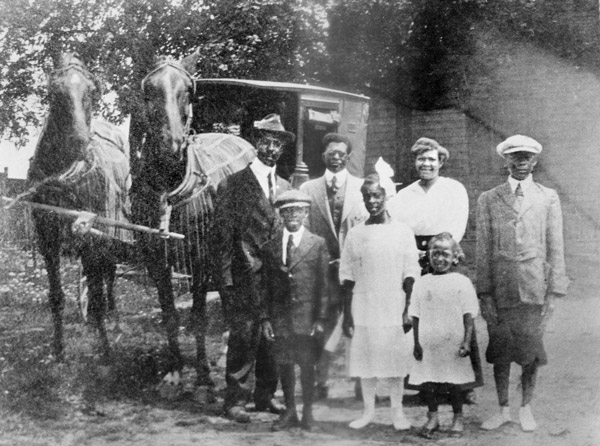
157;371;183;400
193;385;216;404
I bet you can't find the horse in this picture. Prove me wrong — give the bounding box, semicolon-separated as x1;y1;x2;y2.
131;51;255;395
27;52;131;361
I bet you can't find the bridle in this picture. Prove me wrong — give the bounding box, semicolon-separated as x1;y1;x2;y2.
140;60;195;145
51;60;95;83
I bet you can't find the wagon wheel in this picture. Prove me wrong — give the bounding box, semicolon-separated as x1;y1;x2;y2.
77;262;89;323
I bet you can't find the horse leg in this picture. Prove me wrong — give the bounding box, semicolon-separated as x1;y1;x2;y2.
81;252;111;361
190;278;214;387
105;262;117;316
35;217;65;360
150;263;184;372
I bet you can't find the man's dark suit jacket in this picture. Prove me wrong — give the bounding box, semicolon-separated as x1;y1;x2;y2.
264;227;329;337
214;164;291;321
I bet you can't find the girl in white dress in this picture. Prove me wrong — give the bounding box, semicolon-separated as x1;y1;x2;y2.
339;174;420;431
409;232;479;438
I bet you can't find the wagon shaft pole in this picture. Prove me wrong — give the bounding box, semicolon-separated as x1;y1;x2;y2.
2;196;185;240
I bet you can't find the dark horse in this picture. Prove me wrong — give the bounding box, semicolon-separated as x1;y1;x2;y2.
27;53;131;360
131;51;255;393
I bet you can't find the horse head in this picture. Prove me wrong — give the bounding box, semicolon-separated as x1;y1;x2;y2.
140;50;200;166
46;52;100;164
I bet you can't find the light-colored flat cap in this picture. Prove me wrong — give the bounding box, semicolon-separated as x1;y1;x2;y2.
274;189;312;209
496;135;542;157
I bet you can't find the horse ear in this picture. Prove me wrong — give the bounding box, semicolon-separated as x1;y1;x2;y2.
180;49;201;75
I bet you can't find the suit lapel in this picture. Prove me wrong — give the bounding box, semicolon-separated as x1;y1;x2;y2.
289;232;317;270
497;182;518;213
315;176;337;240
518;183;540;217
240;166;270;208
341;175;359;224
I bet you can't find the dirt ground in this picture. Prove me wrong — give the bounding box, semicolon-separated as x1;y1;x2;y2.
0;244;599;446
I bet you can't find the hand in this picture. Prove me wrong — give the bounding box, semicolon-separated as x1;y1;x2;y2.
342;313;354;338
261;320;275;342
458;341;470;357
402;309;412;333
479;293;498;326
312;320;325;342
413;343;423;361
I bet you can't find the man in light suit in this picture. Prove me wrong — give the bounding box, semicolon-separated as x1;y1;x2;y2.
476;135;568;432
214;114;293;423
300;133;368;398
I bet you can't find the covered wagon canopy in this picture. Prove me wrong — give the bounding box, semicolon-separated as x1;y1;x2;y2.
193;78;370;186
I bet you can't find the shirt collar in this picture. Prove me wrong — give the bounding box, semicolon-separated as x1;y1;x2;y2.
325;168;348;186
283;226;304;247
250;158;276;179
508;174;534;194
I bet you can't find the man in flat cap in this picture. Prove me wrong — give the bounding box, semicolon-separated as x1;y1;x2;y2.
213;113;293;423
476;135;568;432
262;189;329;431
299;132;368;400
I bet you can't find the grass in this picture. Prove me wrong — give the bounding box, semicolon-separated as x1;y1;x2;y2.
0;241;225;423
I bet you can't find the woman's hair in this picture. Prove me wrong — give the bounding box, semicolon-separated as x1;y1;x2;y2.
428;232;466;264
360;173;385;195
411;137;449;163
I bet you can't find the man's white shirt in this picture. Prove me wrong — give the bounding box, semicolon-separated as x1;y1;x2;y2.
508;174;534;195
250;158;277;199
324;168;348;189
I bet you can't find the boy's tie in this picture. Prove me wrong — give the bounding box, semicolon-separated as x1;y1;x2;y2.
285;233;294;267
514;182;524;212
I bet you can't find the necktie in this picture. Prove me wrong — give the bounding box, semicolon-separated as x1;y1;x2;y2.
514;182;524;211
268;172;274;203
285;234;294;267
331;175;338;194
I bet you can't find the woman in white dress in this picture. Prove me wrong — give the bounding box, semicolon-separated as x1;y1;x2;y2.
340;174;420;431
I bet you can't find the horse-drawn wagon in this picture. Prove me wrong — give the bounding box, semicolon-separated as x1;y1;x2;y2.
4;51;371;399
192;79;370;187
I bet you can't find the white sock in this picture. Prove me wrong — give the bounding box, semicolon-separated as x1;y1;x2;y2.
349;377;377;429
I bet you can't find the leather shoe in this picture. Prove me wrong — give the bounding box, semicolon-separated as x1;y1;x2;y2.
271;409;299;431
255;398;285;415
226;405;250;423
419;411;439;439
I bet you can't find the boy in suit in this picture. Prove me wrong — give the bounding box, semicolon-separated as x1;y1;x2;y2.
263;189;329;431
476;135;568;432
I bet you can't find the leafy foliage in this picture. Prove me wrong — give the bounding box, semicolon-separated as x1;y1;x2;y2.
0;0;329;144
0;0;597;143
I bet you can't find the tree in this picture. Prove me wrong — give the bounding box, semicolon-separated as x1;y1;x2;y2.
0;0;329;145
